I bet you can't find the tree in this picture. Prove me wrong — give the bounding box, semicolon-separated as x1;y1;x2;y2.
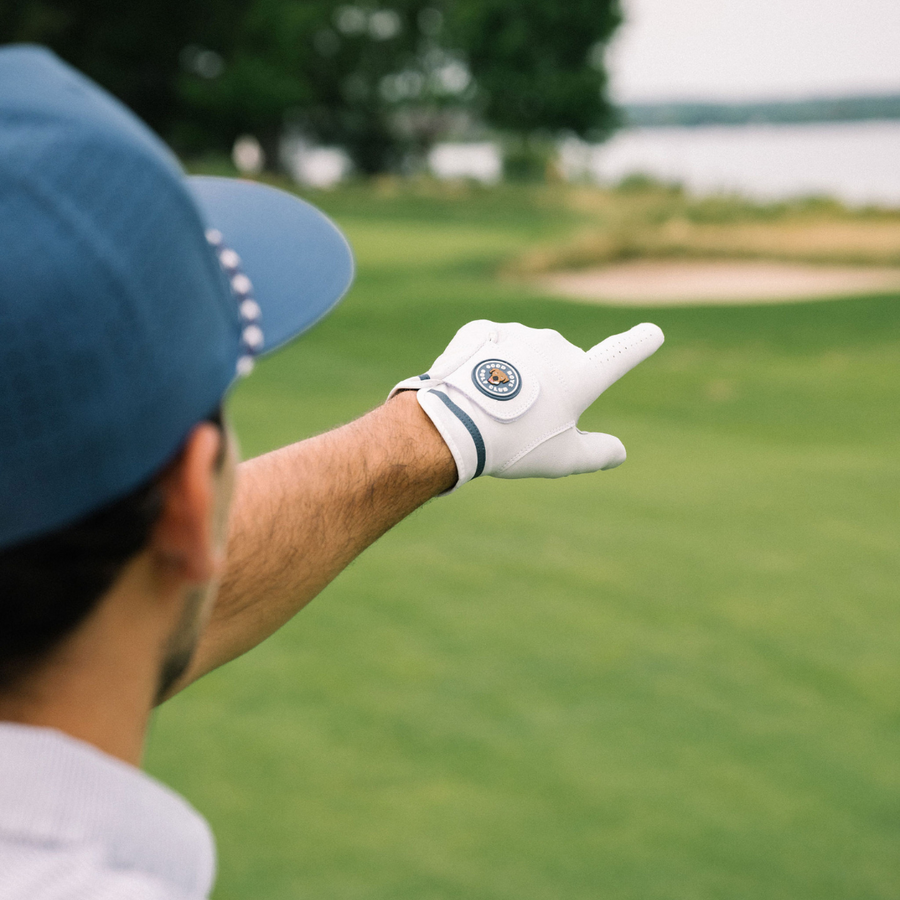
0;0;225;139
445;0;621;177
447;0;621;137
191;0;476;174
2;0;623;176
248;0;460;174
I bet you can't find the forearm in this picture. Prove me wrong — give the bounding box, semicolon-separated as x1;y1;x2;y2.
165;318;663;699
172;391;455;692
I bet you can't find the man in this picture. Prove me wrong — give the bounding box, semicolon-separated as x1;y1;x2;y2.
0;46;664;898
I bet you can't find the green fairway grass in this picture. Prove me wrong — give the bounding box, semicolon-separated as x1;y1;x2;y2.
146;183;900;900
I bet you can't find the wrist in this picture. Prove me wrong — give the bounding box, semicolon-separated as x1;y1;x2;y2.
387;390;458;495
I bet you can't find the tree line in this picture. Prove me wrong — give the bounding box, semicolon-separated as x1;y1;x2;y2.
625;95;900;129
2;0;622;174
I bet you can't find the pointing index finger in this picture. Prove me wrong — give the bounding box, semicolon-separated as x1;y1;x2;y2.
583;323;665;397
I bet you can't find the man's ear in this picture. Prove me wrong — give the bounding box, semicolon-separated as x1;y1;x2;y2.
150;423;224;584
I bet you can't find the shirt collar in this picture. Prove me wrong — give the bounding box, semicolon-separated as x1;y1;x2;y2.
0;722;216;897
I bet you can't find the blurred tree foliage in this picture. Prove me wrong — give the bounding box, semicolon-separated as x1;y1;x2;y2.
0;0;207;136
449;0;620;136
1;0;621;174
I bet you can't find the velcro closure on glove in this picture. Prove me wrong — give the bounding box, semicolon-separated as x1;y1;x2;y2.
442;346;540;422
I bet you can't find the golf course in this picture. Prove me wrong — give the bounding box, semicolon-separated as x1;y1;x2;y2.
146;179;900;900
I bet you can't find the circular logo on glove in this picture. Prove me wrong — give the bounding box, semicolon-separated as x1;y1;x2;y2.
472;359;522;400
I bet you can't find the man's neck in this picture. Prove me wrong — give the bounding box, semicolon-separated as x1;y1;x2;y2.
0;555;177;766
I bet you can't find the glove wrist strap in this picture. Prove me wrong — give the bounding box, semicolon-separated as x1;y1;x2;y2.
416;388;485;492
387;374;436;400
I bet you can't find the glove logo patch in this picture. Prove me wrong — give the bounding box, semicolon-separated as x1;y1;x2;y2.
472;359;522;400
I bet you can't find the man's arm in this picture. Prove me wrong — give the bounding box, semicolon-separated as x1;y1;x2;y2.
167;391;455;696
163;319;664;699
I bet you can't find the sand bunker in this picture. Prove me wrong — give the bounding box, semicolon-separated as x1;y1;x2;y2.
536;261;900;306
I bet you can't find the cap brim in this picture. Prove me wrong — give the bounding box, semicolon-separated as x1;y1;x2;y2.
187;175;354;355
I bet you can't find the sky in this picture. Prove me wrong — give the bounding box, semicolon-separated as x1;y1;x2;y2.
607;0;900;103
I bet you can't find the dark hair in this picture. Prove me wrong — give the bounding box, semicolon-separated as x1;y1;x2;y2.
0;409;224;691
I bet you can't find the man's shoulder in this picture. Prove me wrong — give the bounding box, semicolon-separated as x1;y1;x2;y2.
0;723;215;900
0;840;203;900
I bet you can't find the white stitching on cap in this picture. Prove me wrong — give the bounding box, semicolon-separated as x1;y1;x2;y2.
230;273;252;295
240;299;261;321
206;231;265;376
219;248;241;271
242;324;264;350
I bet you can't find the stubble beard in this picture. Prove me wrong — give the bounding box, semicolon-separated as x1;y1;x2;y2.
154;586;207;704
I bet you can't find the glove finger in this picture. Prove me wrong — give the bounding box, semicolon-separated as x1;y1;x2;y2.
574;431;627;472
426;319;498;380
576;323;664;406
502;322;580;356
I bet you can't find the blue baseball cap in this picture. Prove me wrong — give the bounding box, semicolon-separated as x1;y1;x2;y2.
0;46;355;548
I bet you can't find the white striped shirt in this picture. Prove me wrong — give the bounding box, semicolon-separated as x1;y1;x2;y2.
0;723;216;899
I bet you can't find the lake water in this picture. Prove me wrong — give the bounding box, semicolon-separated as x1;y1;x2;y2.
559;120;900;207
282;120;900;205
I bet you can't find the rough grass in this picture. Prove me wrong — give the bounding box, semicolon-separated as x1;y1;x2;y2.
508;178;900;272
146;180;900;900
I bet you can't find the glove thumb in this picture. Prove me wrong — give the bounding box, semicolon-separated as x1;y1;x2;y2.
502;428;627;478
573;431;627;472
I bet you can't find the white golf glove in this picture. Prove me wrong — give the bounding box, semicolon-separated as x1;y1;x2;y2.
389;320;664;490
